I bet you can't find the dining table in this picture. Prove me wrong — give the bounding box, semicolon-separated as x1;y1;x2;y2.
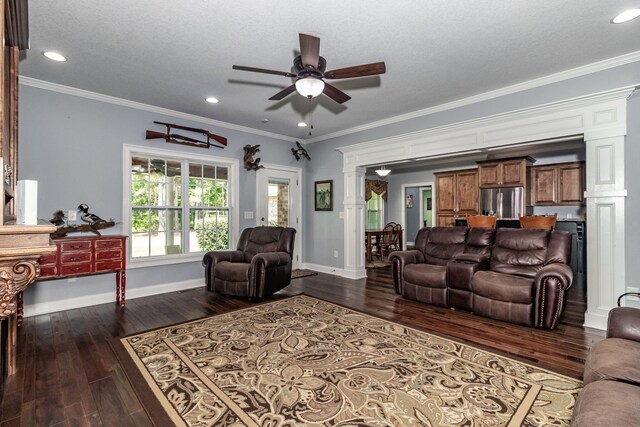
365;228;403;263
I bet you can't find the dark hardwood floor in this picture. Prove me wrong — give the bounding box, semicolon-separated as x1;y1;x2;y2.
0;266;603;426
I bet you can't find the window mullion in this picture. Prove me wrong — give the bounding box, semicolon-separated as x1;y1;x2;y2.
182;159;190;253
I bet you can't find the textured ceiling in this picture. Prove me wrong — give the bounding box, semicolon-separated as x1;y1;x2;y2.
20;0;640;141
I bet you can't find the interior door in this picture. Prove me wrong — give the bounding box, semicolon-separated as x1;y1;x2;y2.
256;168;301;269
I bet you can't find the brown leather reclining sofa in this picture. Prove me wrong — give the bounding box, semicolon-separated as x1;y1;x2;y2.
390;226;573;329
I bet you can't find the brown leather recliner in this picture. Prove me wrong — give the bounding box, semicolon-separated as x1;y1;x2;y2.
203;226;296;298
471;228;572;328
391;227;475;307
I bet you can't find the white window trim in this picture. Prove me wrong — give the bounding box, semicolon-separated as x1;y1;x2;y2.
122;144;240;268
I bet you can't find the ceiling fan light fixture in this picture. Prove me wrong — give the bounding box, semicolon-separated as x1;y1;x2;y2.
611;8;640;23
295;77;325;98
375;166;391;177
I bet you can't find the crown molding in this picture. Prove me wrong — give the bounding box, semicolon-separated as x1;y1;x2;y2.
18;76;297;143
307;50;640;144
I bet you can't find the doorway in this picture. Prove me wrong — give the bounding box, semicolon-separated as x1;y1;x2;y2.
401;181;434;247
256;166;302;269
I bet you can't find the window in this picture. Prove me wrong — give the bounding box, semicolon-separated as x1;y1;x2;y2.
367;191;384;229
124;145;238;264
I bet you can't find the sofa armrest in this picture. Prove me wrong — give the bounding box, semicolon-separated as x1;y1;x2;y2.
452;253;489;264
389;250;425;294
607;307;640;341
534;263;573;329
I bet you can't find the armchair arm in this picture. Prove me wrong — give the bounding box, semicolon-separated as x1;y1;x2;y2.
202;250;245;290
607;307;640;341
389;250;425;294
248;251;293;298
252;251;291;269
533;263;573;329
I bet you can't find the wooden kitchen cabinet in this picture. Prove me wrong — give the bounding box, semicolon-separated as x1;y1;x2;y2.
529;161;584;206
435;169;478;226
477;158;529;188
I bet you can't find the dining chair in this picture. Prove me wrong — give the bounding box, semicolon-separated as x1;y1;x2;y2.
377;223;401;260
466;214;497;228
519;213;557;230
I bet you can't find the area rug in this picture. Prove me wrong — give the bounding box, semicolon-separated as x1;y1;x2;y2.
366;259;391;269
116;295;581;426
291;269;318;279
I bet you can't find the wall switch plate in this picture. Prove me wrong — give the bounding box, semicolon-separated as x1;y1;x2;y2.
244;211;254;219
68;210;77;221
333;250;339;258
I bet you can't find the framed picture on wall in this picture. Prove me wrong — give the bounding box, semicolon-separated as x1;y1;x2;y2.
314;180;333;211
406;194;414;208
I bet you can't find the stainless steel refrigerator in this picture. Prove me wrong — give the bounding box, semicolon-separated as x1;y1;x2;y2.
479;187;524;219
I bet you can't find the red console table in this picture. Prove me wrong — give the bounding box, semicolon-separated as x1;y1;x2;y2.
31;235;128;313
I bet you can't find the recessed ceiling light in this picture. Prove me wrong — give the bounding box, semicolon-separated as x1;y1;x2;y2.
297;122;307;127
611;9;640;24
205;97;219;104
43;51;67;62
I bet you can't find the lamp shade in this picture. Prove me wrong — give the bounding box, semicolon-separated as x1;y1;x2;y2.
375;166;391;177
295;78;325;98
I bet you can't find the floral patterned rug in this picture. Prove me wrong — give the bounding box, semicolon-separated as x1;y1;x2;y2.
116;295;581;426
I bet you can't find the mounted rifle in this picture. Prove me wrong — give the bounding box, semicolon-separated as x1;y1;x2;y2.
145;130;224;149
153;121;227;147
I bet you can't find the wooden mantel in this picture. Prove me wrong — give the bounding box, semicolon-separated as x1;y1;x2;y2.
0;223;56;374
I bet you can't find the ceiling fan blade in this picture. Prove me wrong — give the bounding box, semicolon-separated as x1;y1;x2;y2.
269;84;297;100
322;82;351;104
324;62;386;79
299;33;320;68
233;65;297;78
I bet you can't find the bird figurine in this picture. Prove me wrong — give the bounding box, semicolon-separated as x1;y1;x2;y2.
243;144;264;171
291;141;311;161
49;210;66;227
77;204;105;225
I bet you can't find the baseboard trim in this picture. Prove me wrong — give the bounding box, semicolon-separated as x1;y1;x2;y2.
23;278;204;318
300;263;347;278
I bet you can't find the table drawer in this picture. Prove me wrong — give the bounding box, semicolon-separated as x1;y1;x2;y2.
96;249;122;261
60;240;92;252
96;260;123;272
39;254;57;266
39;265;57;277
61;252;92;264
96;239;123;250
61;263;92;276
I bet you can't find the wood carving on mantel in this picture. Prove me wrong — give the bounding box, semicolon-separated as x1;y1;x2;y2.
49;204;115;238
0;260;38;318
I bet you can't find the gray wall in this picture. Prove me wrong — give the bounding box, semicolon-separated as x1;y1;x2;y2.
18;85;299;310
18;58;640;310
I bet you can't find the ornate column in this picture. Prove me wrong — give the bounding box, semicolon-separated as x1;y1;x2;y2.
343;166;367;279
0;256;39;374
583;134;627;330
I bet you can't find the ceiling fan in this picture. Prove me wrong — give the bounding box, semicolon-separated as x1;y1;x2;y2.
232;33;386;104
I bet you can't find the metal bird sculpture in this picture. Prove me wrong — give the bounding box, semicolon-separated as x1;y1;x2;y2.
291;141;311;161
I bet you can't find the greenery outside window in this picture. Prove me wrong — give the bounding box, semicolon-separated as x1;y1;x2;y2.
125;145;238;265
367;191;384;229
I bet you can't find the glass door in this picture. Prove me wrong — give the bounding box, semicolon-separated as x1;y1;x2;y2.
256;168;301;269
